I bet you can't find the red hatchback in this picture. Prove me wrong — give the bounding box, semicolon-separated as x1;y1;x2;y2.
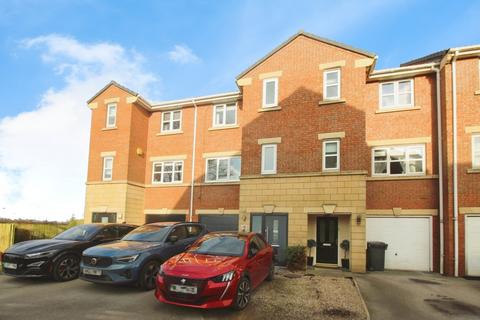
155;232;274;310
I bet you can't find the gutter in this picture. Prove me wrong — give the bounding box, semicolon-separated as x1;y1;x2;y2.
451;51;459;277
188;99;199;222
152;92;241;110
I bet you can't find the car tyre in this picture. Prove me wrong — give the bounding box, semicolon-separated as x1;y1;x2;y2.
138;260;161;291
53;253;80;282
266;262;274;281
232;276;251;310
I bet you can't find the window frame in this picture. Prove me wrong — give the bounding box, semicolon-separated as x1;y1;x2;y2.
151;160;184;184
322;139;340;171
261;144;277;175
379;79;414;110
161;110;182;133
106;103;117;128
323;68;341;101
102;156;114;181
205;156;241;182
212;103;237;127
371;144;426;176
472;134;480;169
262;78;279;108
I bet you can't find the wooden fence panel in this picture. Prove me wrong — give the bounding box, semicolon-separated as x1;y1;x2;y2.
0;223;15;253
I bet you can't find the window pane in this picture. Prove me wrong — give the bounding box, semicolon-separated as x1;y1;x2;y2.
382;95;394;107
325;142;338;154
325;156;337;169
104;158;113;169
225;105;236;124
172;120;180;130
207;159;217;181
163;122;170;131
390;161;406;174
389;148;406;160
409;148;423;159
104;169;112;179
218;159;228;179
326;85;339;99
398;81;412;93
263;146;275;171
215;107;224;125
163;112;171;121
175;162;182;171
163;172;172;182
382;83;394;95
398;93;412;105
251;216;262;233
408;160;423;173
374;162;387;174
174;172;182;182
154;163;162;173
164;163;173;172
326;71;339;85
153;173;161;182
374;149;387;161
229;157;241;180
265;81;276;105
173;111;181;120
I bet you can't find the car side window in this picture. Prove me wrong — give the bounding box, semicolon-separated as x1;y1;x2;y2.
118;226;134;238
186;225;202;238
249;238;260;256
168;225;188;241
253;235;267;250
100;226;118;240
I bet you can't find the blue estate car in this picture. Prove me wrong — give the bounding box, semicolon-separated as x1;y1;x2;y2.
79;222;207;290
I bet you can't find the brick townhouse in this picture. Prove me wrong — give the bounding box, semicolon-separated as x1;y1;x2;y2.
84;31;480;276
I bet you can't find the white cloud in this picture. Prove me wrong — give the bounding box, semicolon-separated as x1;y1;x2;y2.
0;35;157;221
168;44;200;64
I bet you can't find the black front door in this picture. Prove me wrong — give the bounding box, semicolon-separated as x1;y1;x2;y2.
251;214;288;265
316;217;338;264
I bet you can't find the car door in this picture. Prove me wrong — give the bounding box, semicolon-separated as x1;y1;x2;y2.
185;224;204;246
245;238;263;288
253;235;271;280
164;225;189;259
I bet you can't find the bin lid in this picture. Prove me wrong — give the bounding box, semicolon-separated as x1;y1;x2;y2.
367;241;388;249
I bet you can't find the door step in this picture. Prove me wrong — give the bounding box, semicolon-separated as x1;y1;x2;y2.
315;263;339;269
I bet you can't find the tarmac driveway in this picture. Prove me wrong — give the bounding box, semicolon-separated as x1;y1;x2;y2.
356;271;480;320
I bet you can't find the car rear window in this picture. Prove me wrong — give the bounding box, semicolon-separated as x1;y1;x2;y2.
122;225;169;242
190;236;245;257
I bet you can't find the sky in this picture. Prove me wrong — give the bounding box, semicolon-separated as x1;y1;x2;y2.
0;0;479;221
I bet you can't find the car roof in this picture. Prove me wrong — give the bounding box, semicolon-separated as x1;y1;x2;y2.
83;223;137;228
145;221;203;227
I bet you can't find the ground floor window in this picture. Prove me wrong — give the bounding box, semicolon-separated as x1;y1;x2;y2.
92;212;117;223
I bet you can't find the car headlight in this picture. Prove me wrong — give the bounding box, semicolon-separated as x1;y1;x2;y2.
25;250;57;259
212;270;235;283
116;254;139;263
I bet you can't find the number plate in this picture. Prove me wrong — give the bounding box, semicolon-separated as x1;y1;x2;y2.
2;262;17;270
170;284;197;294
82;268;102;276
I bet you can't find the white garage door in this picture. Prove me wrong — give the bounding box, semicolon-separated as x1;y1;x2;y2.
366;217;431;271
466;216;480;276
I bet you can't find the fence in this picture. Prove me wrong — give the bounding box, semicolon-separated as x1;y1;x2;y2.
0;223;15;254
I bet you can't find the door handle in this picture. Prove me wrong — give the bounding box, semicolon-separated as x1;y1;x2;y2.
265;227;269;241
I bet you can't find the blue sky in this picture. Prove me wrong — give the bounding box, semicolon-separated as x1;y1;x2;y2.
0;0;479;221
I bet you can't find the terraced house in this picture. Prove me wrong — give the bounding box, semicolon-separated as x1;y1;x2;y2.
84;31;480;276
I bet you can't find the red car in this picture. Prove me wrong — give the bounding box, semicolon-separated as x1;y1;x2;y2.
155;232;274;310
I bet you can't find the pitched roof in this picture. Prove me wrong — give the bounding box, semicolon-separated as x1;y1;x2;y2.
236;30;376;79
86;80;139;104
400;49;448;67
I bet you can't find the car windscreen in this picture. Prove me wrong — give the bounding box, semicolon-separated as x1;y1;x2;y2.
54;225;100;241
190;236;245;257
122;225;169;242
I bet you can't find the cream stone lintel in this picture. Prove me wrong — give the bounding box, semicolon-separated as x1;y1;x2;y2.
459;207;480;214
305;207;358;214
100;151;116;157
90;206;122;213
375;106;421;114
88;102;98;109
104;97;120;104
202;151;241;158
258;71;282;80
149;154;187;161
467;168;480;174
237;78;252;86
126;96;138;103
475;90;480;95
465;125;480;134
196;209;240;215
319;60;346;70
241;170;367;180
144;209;188;215
208;125;240;131
318;131;345;140
245;207;293;214
366;209;438;216
86;180;145;188
257;137;282;145
146;183;189;188
367;136;431;147
354;58;375;68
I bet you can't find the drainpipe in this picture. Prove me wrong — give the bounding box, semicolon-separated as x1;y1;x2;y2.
451;51;459;277
189;99;198;222
433;67;444;275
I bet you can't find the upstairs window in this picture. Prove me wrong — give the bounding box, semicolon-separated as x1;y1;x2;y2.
372;145;425;176
106;103;117;128
473;135;480;168
323;69;341;100
261;144;277;174
102;156;113;181
214;103;237;127
161;110;182;132
262;78;278;108
380;79;414;109
152;160;183;184
206;157;241;182
323;140;340;171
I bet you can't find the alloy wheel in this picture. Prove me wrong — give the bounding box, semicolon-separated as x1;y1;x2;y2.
144;262;160;289
236;279;251;309
57;256;79;281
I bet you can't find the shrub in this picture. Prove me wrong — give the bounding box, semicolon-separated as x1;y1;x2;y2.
286;245;307;271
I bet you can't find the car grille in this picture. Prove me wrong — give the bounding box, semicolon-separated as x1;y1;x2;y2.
163;275;207;304
82;256;112;267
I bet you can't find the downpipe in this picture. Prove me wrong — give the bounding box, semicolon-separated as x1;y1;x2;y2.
189;99;198;222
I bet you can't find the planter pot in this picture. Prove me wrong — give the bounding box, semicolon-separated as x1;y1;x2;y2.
307;256;314;266
341;258;350;270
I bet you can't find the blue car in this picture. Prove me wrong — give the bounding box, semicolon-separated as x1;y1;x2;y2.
79;222;207;290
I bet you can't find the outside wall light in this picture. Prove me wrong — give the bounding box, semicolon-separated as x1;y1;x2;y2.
356;214;362;225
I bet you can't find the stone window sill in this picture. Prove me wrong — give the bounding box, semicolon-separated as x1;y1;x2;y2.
318;99;346;106
258;106;282;112
102;127;117;131
475;90;480;95
376;106;421;114
147;183;189;188
156;130;183;136
467;168;480;174
208;125;240;131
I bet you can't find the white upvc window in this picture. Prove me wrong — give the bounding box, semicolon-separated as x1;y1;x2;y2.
106;103;117;128
261;144;277;174
262;78;278;108
205;156;241;182
380;79;414;109
161;110;182;132
372;145;425;176
213;103;237;127
102;156;113;181
323;140;340;171
152;160;183;184
473;135;480;168
323;69;341;100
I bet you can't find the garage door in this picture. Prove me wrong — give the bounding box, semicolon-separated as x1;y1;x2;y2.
466;216;480;276
199;214;239;232
145;214;186;224
366;217;431;271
